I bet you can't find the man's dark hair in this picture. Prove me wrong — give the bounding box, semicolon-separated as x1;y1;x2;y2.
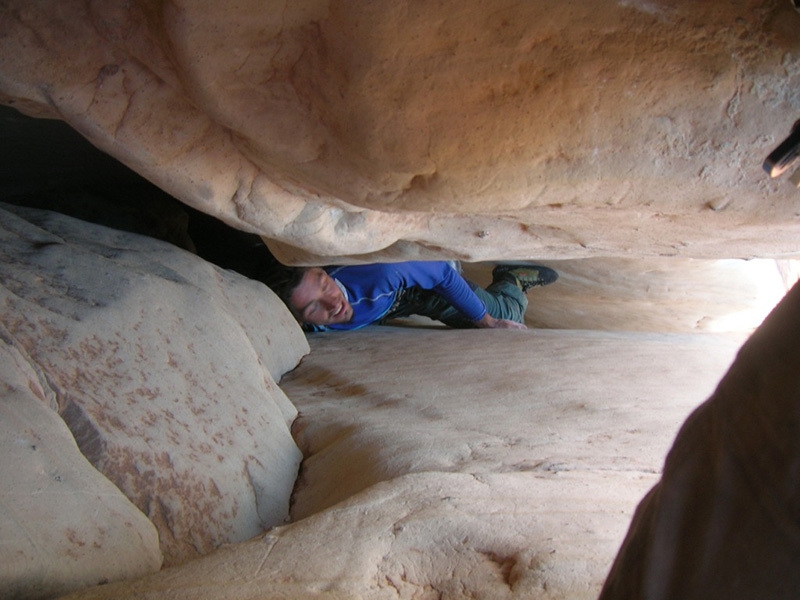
273;267;309;316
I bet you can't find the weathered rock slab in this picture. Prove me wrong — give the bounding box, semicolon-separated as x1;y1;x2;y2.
0;202;309;568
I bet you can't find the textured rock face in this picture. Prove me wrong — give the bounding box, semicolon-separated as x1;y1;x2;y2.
0;203;309;573
1;339;162;600
0;1;799;263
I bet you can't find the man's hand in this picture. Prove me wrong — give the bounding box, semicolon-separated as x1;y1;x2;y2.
474;313;527;330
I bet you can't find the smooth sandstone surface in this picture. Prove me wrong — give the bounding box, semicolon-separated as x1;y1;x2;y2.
58;326;748;599
284;328;746;522
0;203;309;571
0;1;799;263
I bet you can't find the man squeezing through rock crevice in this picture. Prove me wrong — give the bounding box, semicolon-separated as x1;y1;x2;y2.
278;261;557;332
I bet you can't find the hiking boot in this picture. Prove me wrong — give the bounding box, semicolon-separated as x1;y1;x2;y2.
492;264;558;292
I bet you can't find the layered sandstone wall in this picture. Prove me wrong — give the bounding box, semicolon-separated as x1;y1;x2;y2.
1;0;798;263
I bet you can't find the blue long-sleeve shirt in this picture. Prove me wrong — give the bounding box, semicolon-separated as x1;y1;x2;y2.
311;261;487;331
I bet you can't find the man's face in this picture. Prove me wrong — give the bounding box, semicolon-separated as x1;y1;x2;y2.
290;268;354;325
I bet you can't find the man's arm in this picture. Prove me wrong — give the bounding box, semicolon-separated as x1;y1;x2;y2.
397;262;527;329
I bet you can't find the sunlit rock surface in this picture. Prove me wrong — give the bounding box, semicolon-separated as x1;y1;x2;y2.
1;0;799;263
0;203;308;575
461;258;795;333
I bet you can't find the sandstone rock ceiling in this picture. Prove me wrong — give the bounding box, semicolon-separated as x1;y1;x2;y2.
0;0;799;263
